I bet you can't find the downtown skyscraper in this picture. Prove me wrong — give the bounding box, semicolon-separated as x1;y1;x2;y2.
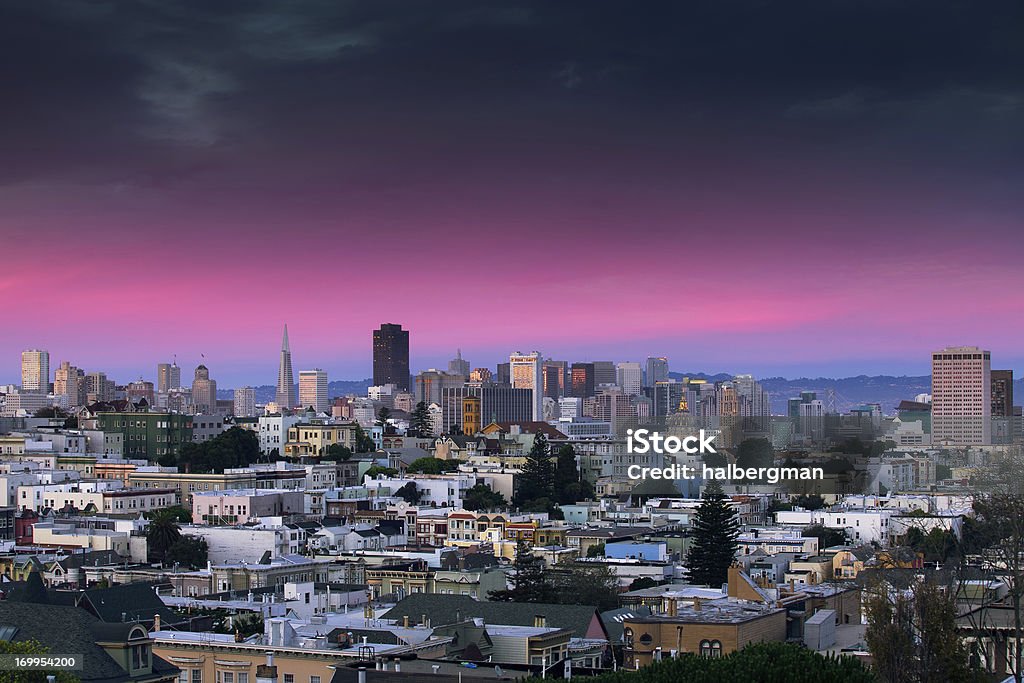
275;324;296;409
931;345;991;445
373;323;410;391
21;349;49;393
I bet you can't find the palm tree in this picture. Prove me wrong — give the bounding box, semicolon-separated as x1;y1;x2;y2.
146;509;182;563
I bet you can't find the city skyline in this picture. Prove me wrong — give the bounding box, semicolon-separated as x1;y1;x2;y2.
2;2;1022;384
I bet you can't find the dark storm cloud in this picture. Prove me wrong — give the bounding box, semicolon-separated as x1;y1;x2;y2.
1;0;1021;187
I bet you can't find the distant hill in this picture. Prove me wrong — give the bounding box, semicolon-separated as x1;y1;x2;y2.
217;379;373;404
671;372;932;413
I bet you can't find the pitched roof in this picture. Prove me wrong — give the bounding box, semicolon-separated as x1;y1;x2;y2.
0;600;178;683
380;594;606;640
79;581;178;625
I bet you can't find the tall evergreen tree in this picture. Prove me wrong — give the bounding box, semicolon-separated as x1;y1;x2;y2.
489;540;556;603
409;401;434;437
553;443;594;504
514;433;553;508
686;479;739;586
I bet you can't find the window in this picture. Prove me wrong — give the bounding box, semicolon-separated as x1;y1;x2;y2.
217;673;234;683
284;675;295;683
192;672;203;683
310;677;321;683
699;640;723;658
131;644;150;669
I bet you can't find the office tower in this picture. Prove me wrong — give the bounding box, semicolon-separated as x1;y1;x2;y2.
616;362;643;396
469;368;493;383
543;360;569;399
509;351;543;420
234;386;256;417
127;380;155;405
373;323;410;391
157;361;181;393
441;383;535;432
931;346;991;445
570;363;595;398
448;349;470;377
192;364;217;414
648;379;685;417
21;349;49;393
496;363;511;385
54;361;85;407
593;361;616;387
299;369;329;412
275;324;296;409
731;374;770;419
415;369;465;406
991;370;1014;418
593;386;638;436
645;357;669;387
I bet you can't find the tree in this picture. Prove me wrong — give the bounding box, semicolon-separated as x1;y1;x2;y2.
376;406;394;434
32;406;66;419
514;433;553;509
865;579;971;683
0;640;79;683
803;524;847;550
394;482;422;504
586;542;606;558
174;427;260;473
407;457;461;475
462;484;507;511
409;401;433;437
588;641;874;683
144;505;192;523
353;424;376;452
793;493;826;510
629;577;659;591
686;480;739;587
364;465;398;479
323;443;353;462
555;561;621;612
146;509;182;563
166;536;208;569
553;444;594;504
489;541;556;603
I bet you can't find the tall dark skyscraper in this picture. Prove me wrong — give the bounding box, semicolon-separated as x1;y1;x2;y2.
275;324;296;409
571;362;596;398
373;323;410;390
991;369;1014;418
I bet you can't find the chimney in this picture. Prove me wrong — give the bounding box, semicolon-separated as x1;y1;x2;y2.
534;615;546;628
256;653;278;683
666;598;677;617
358;669;367;683
394;659;401;673
153;614;161;632
692;598;702;612
403;616;409;628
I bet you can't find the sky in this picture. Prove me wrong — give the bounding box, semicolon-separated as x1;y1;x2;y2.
2;1;1023;387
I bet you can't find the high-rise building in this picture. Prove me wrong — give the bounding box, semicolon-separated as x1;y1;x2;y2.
469;368;493;383
448;349;470;378
157;362;181;393
85;372;115;403
21;349;49;393
441;383;535;432
373;323;410;391
509;351;543;420
991;370;1014;418
645;357;669;387
299;369;329;413
415;369;465;406
496;363;511;385
234;386;256;417
571;363;595;398
616;362;643;396
275;325;296;409
542;360;569;399
593;361;616;387
931;346;991;445
54;361;85;407
192;364;217;415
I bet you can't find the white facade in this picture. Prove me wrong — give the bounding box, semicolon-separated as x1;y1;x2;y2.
259;414;300;455
233;386;256;417
616;362;643;396
180;524;303;563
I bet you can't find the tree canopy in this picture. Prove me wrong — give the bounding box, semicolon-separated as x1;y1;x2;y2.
162;427;260;472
